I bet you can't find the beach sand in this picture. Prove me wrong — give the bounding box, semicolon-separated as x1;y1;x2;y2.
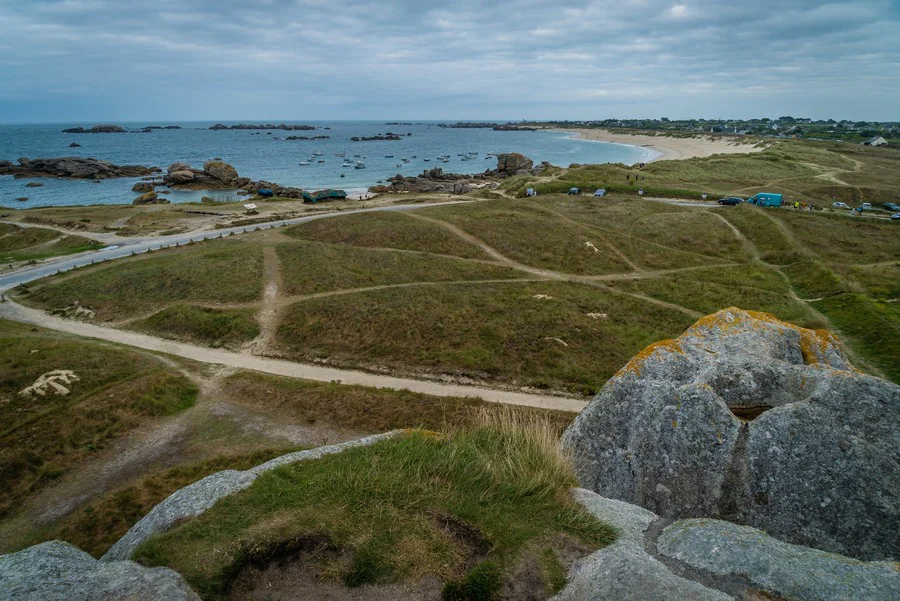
556;128;767;162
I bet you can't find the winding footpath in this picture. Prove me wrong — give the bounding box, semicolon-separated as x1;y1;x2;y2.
0;201;588;413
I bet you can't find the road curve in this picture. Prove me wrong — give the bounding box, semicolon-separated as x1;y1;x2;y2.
0;200;470;293
0;301;587;413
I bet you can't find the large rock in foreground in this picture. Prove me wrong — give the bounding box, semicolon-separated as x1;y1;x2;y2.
563;308;899;560
555;489;900;601
0;541;199;601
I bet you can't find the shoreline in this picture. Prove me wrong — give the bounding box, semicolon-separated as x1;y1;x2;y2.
554;128;766;162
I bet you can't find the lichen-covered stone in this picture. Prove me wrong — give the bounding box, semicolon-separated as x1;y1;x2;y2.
562;308;900;560
0;541;199;601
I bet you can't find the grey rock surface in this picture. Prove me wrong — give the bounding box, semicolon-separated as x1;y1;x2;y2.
562;308;900;560
553;489;733;601
103;431;398;561
659;518;900;601
0;156;155;179
0;540;199;601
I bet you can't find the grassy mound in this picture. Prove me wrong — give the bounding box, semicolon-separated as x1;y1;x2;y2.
134;410;615;599
130;304;260;348
285;211;491;259
0;224;104;262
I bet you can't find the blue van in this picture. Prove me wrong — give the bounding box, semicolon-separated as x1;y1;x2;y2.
747;192;783;207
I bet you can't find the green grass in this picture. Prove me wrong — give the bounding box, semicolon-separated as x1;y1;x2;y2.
0;320;198;519
0;225;104;262
276;240;521;296
812;294;900;382
275;281;695;396
772;211;900;265
831;263;900;300
14;239;265;320
133;411;615;599
607;266;813;325
130;304;260;348
285;211;491;259
419;201;632;275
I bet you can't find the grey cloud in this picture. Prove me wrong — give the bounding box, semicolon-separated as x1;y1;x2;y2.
0;0;897;121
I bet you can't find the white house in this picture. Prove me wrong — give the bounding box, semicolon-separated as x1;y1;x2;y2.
864;136;888;147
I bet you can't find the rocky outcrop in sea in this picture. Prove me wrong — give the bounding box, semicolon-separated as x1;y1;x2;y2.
60;124;126;134
0;157;158;179
563;307;900;561
162;160;306;198
209;123;316;131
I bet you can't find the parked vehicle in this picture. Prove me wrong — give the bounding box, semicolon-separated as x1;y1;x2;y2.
593;189;606;197
747;192;783;207
258;189;274;198
832;201;849;209
568;187;581;195
717;196;743;206
859;203;873;211
891;213;900;221
883;202;900;211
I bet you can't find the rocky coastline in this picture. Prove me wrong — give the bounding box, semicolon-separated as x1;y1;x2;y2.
60;124;126;134
439;121;538;131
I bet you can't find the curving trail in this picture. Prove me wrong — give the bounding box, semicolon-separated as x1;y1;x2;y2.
0;300;588;413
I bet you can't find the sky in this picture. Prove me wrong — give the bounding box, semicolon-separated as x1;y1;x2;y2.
0;0;898;123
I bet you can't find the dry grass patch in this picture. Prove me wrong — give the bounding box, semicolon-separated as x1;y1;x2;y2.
128;305;260;348
276;240;521;297
0;320;197;520
285;211;491;259
13;238;265;321
274;280;695;395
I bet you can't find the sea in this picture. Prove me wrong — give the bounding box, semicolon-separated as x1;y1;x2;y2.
0;121;657;209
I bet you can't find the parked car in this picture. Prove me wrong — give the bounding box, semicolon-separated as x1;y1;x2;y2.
882;202;900;211
567;187;581;195
859;203;873;211
832;201;849;209
717;196;743;206
892;213;900;221
593;188;606;197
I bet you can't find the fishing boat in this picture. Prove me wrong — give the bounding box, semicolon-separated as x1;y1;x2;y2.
312;150;324;156
423;158;430;162
317;160;325;163
354;161;366;169
298;160;311;166
342;161;352;168
335;153;345;157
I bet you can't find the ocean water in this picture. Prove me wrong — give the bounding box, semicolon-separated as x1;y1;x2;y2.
0;121;656;208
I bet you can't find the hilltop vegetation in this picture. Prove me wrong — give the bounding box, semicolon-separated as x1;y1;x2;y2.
13;187;898;392
0;223;104;264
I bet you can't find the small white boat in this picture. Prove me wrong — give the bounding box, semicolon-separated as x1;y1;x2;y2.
335;153;345;157
298;160;311;166
354;161;366;169
424;158;430;162
313;150;324;156
342;162;352;168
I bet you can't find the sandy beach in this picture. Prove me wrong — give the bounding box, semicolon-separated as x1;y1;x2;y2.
556;128;767;162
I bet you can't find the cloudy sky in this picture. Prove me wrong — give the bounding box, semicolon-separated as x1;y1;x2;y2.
1;0;897;123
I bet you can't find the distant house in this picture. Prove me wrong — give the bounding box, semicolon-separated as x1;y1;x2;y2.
864;136;888;147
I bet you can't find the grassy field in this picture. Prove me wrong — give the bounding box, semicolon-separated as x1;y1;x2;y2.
275;280;695;395
0;223;104;263
276;239;521;296
12;238;265;321
285;211;492;259
134;411;615;600
0;319;198;520
129;305;261;348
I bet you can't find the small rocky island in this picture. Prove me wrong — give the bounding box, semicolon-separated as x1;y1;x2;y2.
350;132;407;141
60;124;126;134
0;157;157;179
209;123;316;131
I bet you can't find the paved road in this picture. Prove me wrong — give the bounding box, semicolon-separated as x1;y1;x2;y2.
0;200;468;293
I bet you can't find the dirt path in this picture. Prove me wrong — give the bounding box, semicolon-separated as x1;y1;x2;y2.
0;300;588;413
246;245;284;355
